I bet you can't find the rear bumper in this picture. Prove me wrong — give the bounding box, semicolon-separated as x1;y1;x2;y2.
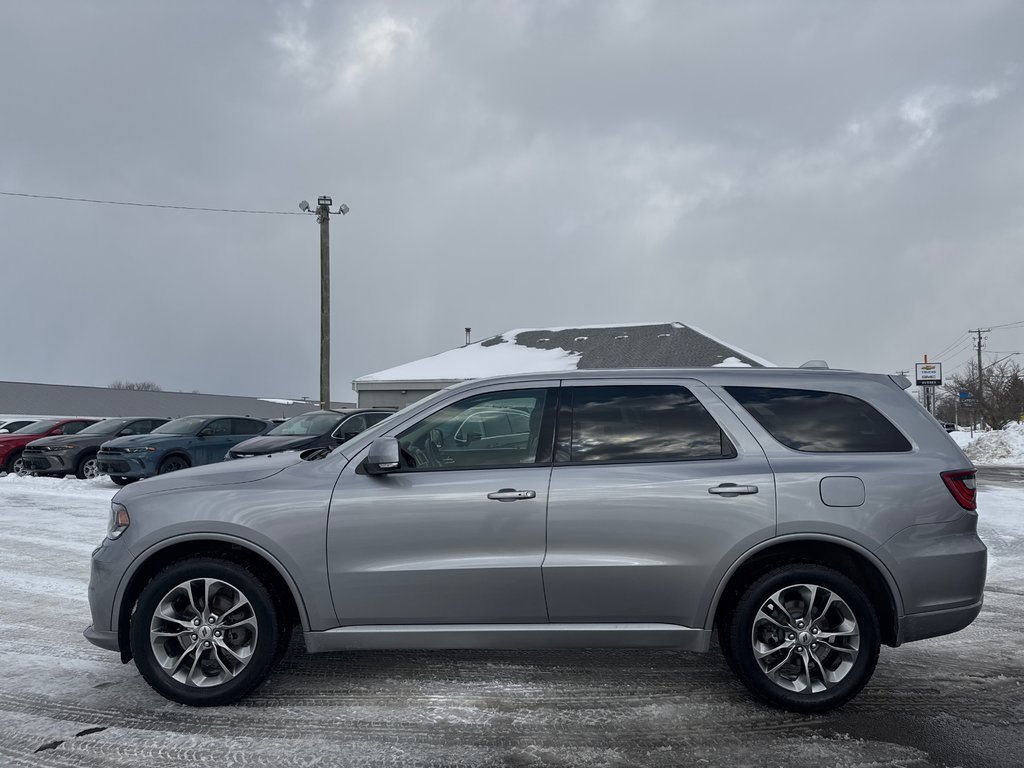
899;598;984;644
83;624;120;652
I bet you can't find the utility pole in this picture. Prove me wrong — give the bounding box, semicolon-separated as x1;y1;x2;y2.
970;328;990;428
299;197;350;411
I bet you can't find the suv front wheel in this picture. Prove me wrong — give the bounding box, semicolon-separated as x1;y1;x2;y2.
130;558;281;706
721;564;880;713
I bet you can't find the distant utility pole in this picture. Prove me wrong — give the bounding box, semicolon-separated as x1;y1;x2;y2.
970;328;990;428
299;196;350;411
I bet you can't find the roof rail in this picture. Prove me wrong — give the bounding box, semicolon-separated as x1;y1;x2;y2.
799;360;829;369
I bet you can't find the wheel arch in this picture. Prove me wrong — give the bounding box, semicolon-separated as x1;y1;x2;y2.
159;451;192;468
114;534;308;662
708;535;904;647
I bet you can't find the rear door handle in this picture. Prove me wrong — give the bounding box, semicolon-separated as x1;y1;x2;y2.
708;484;759;496
487;488;537;501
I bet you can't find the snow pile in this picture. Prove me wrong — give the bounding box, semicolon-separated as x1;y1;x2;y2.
965;422;1024;465
948;430;974;449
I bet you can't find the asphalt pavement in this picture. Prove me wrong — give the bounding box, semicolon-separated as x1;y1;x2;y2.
0;472;1021;768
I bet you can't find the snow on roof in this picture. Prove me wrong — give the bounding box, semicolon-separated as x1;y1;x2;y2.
356;322;773;384
358;337;581;382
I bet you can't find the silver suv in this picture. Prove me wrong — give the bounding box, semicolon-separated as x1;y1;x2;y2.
85;368;986;711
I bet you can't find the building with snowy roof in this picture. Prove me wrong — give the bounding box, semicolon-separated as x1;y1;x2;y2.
353;322;773;408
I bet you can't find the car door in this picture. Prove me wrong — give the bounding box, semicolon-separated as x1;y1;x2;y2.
542;379;776;629
326;383;558;625
190;418;235;465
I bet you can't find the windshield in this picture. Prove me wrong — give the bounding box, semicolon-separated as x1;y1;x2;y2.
78;418;132;436
152;416;208;435
13;419;59;435
267;413;344;437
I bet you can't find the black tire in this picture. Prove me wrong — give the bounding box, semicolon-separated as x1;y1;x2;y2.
130;557;281;706
158;455;190;475
720;564;880;713
76;453;101;480
5;451;24;475
111;476;136;486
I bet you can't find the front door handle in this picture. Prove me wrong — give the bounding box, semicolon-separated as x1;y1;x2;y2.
708;483;759;496
487;488;537;502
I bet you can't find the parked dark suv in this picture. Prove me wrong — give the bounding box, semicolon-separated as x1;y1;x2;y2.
22;417;170;479
96;415;270;484
86;368;985;712
225;409;394;460
0;417;101;475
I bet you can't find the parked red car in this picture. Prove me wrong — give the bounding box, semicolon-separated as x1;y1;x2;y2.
0;417;101;475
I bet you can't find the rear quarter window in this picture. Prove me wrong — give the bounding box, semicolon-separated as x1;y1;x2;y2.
725;386;911;453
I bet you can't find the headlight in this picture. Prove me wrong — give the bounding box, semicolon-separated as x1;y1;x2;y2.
43;444;76;451
108;502;130;540
123;447;156;453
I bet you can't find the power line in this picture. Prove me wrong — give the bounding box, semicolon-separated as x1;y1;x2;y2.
989;320;1024;330
937;339;973;363
0;190;309;216
932;332;970;360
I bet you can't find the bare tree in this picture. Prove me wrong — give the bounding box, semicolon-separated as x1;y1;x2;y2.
108;380;163;392
940;360;1024;428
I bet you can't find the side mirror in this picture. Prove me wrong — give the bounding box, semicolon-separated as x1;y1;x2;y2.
198;428;212;437
119;429;135;436
363;437;400;475
52;428;64;436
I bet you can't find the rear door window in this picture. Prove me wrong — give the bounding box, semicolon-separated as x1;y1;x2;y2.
725;386;912;452
560;385;735;463
232;419;266;435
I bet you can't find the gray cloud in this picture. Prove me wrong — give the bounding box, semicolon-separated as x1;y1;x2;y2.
2;0;1022;399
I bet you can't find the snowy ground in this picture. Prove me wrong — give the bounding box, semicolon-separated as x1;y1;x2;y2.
0;471;1022;767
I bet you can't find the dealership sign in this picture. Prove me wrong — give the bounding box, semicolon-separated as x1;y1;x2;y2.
916;362;942;386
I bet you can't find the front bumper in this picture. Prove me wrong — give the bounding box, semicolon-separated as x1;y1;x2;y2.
96;453;155;478
87;538;134;655
21;451;72;474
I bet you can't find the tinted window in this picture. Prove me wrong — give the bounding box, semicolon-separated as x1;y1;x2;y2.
14;419;60;435
566;385;733;463
725;386;912;453
154;417;208;435
364;412;390;428
78;418;132;436
232;419;265;435
62;421;93;435
397;389;550;470
268;413;344;437
204;419;233;436
335;415;367;440
0;420;33;432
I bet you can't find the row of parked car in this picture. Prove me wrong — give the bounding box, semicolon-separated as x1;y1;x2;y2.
0;408;394;483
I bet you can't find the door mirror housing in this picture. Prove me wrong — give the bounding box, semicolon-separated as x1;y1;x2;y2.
52;428;64;435
363;437;400;475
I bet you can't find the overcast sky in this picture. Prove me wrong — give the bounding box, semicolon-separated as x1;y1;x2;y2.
2;1;1023;399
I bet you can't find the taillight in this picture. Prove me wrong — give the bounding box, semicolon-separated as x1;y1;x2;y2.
941;470;977;511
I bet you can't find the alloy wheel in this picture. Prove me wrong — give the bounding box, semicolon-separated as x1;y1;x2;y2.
149;578;259;688
750;583;860;694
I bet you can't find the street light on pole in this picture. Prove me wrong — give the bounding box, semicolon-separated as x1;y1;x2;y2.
299;197;349;411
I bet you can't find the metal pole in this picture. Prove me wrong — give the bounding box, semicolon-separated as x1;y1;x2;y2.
318;204;331;411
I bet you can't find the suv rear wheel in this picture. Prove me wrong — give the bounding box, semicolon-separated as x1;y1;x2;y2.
721;564;880;713
130;558;281;706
